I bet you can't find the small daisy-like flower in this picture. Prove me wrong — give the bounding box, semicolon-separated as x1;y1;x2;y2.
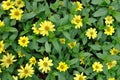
39;21;55;36
74;72;86;80
32;24;40;34
29;56;36;66
0;53;16;68
71;15;83;29
0;20;5;27
108;77;115;80
0;40;4;54
1;0;14;10
105;16;114;25
9;8;23;20
59;38;66;44
18;63;34;79
110;48;119;55
18;36;29;47
92;62;103;72
86;28;97;39
14;0;25;8
107;60;117;69
17;51;25;58
76;1;83;11
57;61;69;72
38;57;53;73
104;26;115;36
68;41;76;49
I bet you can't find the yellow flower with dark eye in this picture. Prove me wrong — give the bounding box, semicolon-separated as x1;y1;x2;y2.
0;41;4;54
1;0;14;10
18;63;34;79
38;57;53;73
18;36;29;47
108;77;115;80
76;1;83;11
104;26;115;36
107;60;117;69
14;0;25;8
32;24;40;34
29;56;36;66
74;72;86;80
71;15;83;29
0;20;5;27
0;53;16;68
86;28;97;39
39;21;55;36
92;62;103;72
110;48;119;55
68;41;76;49
59;38;66;44
57;61;69;72
9;8;23;20
105;16;114;25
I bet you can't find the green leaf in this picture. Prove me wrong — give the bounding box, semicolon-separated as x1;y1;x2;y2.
91;0;103;5
63;31;71;40
112;11;120;22
37;37;48;43
52;39;61;54
45;41;51;53
68;58;79;65
89;44;101;50
93;8;108;17
22;12;36;21
50;0;59;11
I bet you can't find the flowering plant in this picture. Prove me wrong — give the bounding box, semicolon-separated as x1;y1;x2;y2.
0;0;120;80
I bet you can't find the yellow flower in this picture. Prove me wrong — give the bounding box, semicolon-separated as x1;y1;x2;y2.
76;1;83;11
12;76;18;80
57;61;69;72
32;24;40;34
59;38;66;44
68;41;76;49
108;78;115;80
104;26;115;36
39;21;55;36
18;51;25;58
107;60;117;69
9;8;23;20
1;0;14;10
80;57;84;65
59;1;64;6
18;63;34;79
0;40;4;54
110;48;119;55
86;28;97;39
74;72;86;80
92;62;103;72
0;20;5;27
0;53;16;68
38;57;53;73
105;16;114;25
71;15;83;29
14;0;25;8
18;36;29;47
0;68;2;73
29;56;36;66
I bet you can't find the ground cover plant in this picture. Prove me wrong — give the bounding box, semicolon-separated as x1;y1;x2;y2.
0;0;120;80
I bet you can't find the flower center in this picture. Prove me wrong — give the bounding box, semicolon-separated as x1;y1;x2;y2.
43;62;48;67
6;58;11;64
79;77;83;80
17;1;21;4
14;11;20;16
95;65;99;69
6;2;11;6
75;19;80;23
113;50;117;54
22;39;26;43
90;31;94;35
107;28;111;32
24;69;28;74
44;26;49;31
60;65;64;69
